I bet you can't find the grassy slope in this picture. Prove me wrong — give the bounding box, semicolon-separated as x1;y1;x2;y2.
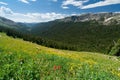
0;32;120;79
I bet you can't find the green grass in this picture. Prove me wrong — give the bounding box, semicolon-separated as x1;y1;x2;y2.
0;32;120;80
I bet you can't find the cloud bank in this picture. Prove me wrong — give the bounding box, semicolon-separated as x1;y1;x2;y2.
0;2;8;5
19;0;37;4
62;0;120;9
0;6;67;23
62;0;88;9
82;0;120;9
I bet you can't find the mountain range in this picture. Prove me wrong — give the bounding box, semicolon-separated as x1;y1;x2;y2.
1;12;120;30
0;12;120;53
57;12;120;25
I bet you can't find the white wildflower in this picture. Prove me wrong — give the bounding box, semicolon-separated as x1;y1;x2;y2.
118;68;120;71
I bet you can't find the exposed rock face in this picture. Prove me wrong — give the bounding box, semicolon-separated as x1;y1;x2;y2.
58;12;120;25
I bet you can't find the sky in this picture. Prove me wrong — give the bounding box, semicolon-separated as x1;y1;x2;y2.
0;0;120;23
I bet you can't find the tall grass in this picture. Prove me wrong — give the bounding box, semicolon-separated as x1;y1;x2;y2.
0;33;120;79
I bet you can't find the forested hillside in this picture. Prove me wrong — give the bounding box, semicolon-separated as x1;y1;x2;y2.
31;21;120;53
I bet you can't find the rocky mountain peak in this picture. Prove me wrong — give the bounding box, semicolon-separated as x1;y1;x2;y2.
58;12;120;25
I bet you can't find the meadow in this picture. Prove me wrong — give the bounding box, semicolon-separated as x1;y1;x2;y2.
0;32;120;80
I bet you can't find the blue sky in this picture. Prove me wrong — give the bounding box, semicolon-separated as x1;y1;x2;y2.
0;0;120;23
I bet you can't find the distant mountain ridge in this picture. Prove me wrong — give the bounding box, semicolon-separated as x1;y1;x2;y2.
0;16;30;32
57;12;120;25
0;16;19;29
0;12;120;28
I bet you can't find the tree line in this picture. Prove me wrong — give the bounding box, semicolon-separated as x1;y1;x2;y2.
0;25;77;51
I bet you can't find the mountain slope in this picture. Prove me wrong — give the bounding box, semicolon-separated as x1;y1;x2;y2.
0;32;120;79
31;20;120;53
0;16;30;32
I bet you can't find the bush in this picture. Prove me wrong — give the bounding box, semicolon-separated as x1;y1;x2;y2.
109;39;120;56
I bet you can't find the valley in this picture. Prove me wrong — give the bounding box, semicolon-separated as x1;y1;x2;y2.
1;13;120;54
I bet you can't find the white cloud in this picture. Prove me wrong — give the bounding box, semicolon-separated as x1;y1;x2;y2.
62;0;120;9
19;0;29;4
31;0;37;1
61;0;88;9
0;6;13;15
19;0;37;4
62;6;69;9
0;2;8;5
52;0;58;2
0;6;67;23
81;0;120;9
